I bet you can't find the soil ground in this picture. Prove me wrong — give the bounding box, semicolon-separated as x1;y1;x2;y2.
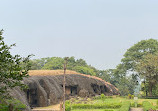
32;104;60;111
130;108;143;111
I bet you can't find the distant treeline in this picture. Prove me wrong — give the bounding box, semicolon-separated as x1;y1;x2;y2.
30;57;97;76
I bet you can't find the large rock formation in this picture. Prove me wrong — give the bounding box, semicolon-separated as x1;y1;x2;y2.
10;70;119;111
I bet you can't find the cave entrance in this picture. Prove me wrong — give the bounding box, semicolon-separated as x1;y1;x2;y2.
104;86;107;92
100;85;107;93
70;86;77;96
26;89;38;107
65;86;78;96
91;84;98;93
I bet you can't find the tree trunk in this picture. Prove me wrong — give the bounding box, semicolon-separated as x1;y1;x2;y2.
145;90;148;97
148;83;153;96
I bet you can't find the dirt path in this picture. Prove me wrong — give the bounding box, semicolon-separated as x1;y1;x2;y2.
32;104;60;111
130;108;143;111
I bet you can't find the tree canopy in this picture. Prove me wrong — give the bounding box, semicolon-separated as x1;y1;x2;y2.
121;39;158;72
117;39;158;96
136;53;158;96
0;30;31;98
30;56;97;76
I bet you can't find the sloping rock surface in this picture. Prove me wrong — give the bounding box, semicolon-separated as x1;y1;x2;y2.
11;73;119;111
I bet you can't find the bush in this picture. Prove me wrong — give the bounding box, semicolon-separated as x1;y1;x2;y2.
104;109;114;111
93;95;101;100
142;101;156;111
93;95;113;100
101;94;106;101
118;101;130;111
0;104;9;111
131;95;134;99
65;101;71;111
0;99;26;111
128;94;131;99
130;102;142;107
71;102;121;109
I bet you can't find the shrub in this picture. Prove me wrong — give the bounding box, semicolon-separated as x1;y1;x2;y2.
71;102;121;109
93;95;113;100
142;101;156;111
104;109;114;111
0;104;9;111
128;94;132;99
65;101;71;111
101;94;106;101
0;99;26;111
93;95;101;100
130;102;142;107
118;101;130;111
131;95;134;99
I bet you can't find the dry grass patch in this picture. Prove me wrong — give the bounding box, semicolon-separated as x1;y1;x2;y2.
29;70;80;76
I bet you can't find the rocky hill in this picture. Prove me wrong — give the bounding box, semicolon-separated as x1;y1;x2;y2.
10;70;119;111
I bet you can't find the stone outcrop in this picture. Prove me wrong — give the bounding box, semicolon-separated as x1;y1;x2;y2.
10;71;119;111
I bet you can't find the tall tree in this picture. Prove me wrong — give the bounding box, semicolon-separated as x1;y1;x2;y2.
136;53;158;96
119;39;158;92
121;39;158;72
0;30;31;98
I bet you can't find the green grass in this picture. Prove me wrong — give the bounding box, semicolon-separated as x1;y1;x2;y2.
72;109;116;111
67;96;158;111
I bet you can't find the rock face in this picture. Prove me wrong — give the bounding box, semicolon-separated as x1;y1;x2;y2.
11;73;119;111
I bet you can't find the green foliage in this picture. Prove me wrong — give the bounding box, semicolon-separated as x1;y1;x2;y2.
130;102;142;107
98;69;115;83
0;98;26;111
29;57;51;70
128;94;132;99
0;104;8;111
112;39;158;96
30;56;97;76
122;39;158;72
65;100;71;111
128;94;134;99
73;66;96;76
115;76;135;96
118;101;130;111
42;57;64;70
131;95;134;99
71;103;121;109
101;94;106;101
0;30;31;98
136;53;158;96
152;84;158;96
93;95;112;100
142;101;156;111
104;110;114;111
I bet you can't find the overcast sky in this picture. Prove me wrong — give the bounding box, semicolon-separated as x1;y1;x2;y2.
1;0;158;70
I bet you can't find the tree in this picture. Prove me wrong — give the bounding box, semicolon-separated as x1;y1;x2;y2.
0;30;31;98
30;56;98;76
136;53;158;96
72;66;96;76
29;57;51;70
116;39;158;95
42;57;64;70
121;39;158;72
